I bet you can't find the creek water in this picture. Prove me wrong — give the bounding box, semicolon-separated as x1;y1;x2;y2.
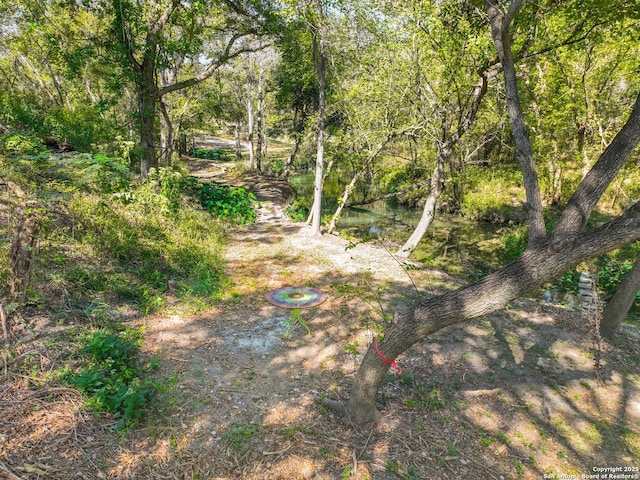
289;171;510;278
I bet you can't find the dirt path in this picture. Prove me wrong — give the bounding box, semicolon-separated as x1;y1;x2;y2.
2;155;639;480
137;160;640;479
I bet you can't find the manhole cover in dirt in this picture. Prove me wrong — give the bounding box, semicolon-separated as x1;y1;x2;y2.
220;316;290;356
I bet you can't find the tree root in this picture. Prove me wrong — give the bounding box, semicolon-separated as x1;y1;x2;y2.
320;397;383;425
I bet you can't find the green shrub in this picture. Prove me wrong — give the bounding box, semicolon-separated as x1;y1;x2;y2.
459;166;526;222
500;224;528;261
70;153;131;193
223;422;263;452
198;182;257;224
189;148;232;161
146;167;185;213
0;132;46;155
68;192;227;311
285;199;309;222
67;328;159;430
596;255;640;303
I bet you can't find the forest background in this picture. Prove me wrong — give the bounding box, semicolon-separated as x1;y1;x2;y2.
1;0;640;479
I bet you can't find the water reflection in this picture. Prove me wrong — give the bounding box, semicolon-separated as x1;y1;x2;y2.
289;172;508;277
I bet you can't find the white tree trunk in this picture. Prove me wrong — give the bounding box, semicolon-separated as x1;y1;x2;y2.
396;156;445;257
309;12;327;236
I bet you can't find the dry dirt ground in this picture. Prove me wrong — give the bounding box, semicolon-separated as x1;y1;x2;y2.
1;156;639;480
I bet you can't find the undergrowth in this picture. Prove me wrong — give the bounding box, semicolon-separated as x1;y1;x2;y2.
64;328;160;430
0;131;244;319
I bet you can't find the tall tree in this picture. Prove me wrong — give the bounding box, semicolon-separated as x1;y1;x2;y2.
322;0;640;424
273;18;318;179
307;0;328;236
109;0;276;178
393;1;499;257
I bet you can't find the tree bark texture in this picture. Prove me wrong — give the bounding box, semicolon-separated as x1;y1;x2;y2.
327;0;640;421
139;87;157;179
256;68;265;172
159;99;173;165
396;57;494;258
113;0;265;178
600;250;640;339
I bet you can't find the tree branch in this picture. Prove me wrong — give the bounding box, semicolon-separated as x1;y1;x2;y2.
503;0;525;29
154;34;269;98
150;0;181;35
345;178;431;208
553;92;640;238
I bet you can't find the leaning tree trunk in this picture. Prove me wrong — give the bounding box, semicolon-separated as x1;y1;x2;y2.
280;135;301;180
321;1;640;424
324;208;640;423
327;135;395;234
396;154;445;257
600;250;640;339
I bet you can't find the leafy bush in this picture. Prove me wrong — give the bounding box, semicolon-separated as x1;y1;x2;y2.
596;255;640;303
145;167;185;213
458;166;526;223
70;153;131;193
285;199;309;222
189;148;232;161
67;328;159;430
198;182;257;224
500;224;528;261
0;132;46;155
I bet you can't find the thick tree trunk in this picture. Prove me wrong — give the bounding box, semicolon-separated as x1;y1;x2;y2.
600;250;640;338
139;91;157;179
323;1;640;423
487;0;546;246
